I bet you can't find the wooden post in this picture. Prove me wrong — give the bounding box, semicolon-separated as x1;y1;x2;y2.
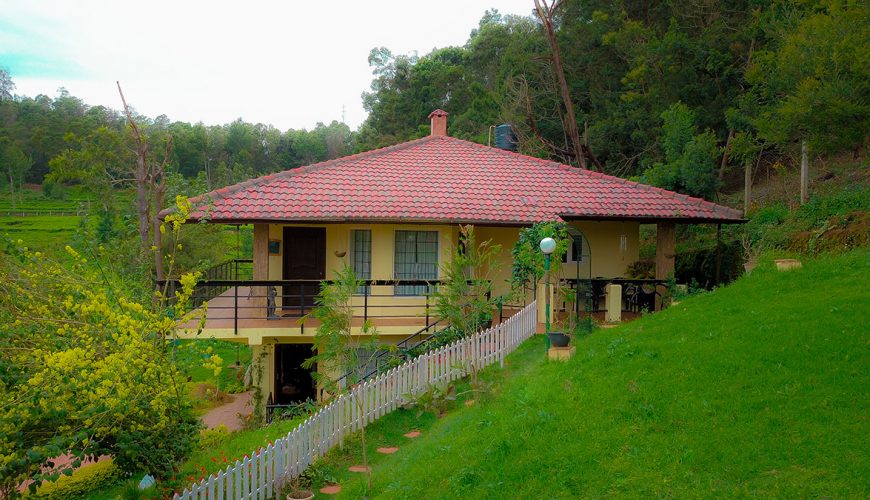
715;223;722;286
253;223;270;317
801;140;809;205
655;222;676;310
744;158;752;216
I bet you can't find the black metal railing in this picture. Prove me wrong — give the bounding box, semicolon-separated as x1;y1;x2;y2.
157;278;489;336
561;278;668;314
194;259;254;305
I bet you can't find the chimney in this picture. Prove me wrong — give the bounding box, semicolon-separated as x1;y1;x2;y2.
428;109;449;136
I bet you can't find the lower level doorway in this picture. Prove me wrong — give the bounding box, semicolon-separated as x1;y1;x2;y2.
274;344;316;405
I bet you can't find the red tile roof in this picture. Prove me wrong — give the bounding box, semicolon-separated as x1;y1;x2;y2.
175;136;744;225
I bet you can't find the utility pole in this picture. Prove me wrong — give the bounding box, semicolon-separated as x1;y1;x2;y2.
800;140;809;205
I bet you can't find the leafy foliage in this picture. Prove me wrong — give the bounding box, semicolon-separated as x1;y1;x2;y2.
433;225;501;340
0;207;204;495
302;265;389;493
24;459;119;499
510;221;569;292
640;103;721;200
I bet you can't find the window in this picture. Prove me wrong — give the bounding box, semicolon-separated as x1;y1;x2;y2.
561;238;583;263
351;230;371;294
394;230;438;296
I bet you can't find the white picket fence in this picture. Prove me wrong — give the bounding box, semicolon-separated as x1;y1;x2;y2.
175;301;538;499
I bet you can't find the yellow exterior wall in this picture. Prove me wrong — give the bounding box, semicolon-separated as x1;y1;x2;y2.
189;220;639;344
476;221;640;299
567;221;640;278
267;223;456;281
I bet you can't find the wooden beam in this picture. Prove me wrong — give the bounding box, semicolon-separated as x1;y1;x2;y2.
253;223;270;314
655;222;676;280
655;222;676;310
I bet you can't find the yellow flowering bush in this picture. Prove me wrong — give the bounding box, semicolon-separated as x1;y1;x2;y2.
0;197;205;496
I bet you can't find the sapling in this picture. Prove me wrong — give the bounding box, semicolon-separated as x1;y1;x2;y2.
302;265;390;493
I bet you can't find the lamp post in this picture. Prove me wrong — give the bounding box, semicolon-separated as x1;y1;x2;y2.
540;237;557;350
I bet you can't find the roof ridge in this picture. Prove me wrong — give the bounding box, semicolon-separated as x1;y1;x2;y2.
187;135;437;207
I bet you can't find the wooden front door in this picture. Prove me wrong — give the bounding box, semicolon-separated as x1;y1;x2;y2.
282;227;326;315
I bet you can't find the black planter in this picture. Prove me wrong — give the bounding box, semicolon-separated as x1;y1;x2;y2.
547;331;570;347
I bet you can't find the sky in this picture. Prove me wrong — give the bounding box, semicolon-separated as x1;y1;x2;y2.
0;0;535;131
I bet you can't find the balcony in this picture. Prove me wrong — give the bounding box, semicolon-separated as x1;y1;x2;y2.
159;260;525;339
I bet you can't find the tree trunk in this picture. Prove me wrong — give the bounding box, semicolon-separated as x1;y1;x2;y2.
151;138;172;282
534;0;590;170
718;129;734;180
152;179;165;281
8;172;14;210
117;82;151;260
800;140;809;205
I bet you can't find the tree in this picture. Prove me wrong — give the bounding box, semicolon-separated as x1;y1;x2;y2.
0;141;31;210
640;103;721;200
511;221;569;293
117;82;174;281
534;0;591;170
746;2;870;153
0;67;14;101
432;225;501;388
434;225;501;340
0;200;203;496
302;265;388;493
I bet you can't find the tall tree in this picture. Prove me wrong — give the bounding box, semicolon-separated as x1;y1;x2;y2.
534;0;590;170
0;140;31;209
117;82;174;280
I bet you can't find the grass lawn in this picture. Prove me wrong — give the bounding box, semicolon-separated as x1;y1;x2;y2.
318;249;869;498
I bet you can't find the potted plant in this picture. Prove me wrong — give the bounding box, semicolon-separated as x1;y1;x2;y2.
547;286;577;347
547;330;571;347
284;477;314;500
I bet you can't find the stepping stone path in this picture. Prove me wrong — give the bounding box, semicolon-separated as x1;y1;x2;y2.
320;484;342;495
376;446;399;454
404;430;421;438
348;465;371;473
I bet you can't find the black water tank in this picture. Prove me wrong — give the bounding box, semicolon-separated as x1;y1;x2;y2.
495;124;518;151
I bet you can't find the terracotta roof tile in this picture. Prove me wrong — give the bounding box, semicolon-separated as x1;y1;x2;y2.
170;136;744;224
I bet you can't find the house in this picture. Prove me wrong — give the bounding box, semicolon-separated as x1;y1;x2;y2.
165;109;743;411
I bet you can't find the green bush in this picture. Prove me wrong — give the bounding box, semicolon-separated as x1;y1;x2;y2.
26;460;119;499
793;187;870;225
199;425;231;449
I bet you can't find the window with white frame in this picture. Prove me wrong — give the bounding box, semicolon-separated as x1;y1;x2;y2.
394;230;438;296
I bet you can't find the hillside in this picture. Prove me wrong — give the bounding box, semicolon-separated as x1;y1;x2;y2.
324;249;869;498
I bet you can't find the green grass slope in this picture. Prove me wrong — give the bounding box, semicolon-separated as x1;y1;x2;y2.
336;250;869;498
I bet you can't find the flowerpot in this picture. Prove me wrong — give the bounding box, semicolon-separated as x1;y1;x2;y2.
287;490;314;500
547;331;570;347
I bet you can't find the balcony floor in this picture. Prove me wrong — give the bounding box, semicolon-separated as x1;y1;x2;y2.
177;286;524;337
180;286;431;332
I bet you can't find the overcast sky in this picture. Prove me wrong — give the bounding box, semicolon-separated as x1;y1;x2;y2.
1;0;535;131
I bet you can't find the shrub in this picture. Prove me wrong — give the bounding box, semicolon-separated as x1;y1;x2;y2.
198;425;231;449
0;203;204;494
625;260;655;279
25;460;119;499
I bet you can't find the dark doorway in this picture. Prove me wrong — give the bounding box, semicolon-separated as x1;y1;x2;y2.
282;227;326;314
274;344;316;405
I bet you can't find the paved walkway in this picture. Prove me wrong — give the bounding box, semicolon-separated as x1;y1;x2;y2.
202;391;253;431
